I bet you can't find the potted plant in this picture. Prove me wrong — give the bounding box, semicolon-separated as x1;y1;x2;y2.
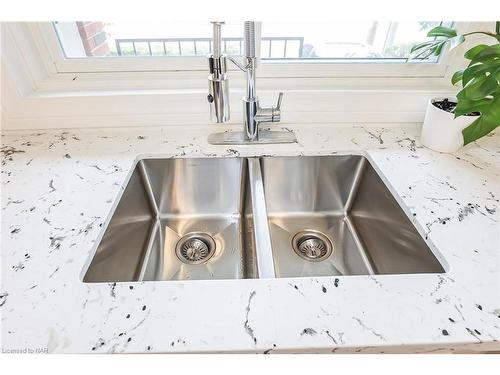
410;22;500;153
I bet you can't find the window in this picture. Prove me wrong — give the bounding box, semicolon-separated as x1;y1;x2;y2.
21;20;471;84
54;21;450;62
4;21;479;130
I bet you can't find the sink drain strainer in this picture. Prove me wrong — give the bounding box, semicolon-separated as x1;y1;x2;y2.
175;232;216;264
292;230;333;262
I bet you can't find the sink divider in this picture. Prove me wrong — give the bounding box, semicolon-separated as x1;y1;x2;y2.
247;158;276;279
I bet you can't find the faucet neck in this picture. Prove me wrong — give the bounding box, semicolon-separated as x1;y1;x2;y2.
245;57;257;101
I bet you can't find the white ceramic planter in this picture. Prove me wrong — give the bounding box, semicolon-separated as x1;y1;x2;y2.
420;97;479;153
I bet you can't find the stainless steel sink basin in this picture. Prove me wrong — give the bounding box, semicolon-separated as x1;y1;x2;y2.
84;158;257;282
260;155;444;277
83;155;444;283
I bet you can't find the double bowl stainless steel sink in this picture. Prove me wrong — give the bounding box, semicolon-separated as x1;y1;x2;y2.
83;155;445;282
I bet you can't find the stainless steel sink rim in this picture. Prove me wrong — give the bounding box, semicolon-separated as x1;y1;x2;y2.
291;230;333;262
175;232;216;264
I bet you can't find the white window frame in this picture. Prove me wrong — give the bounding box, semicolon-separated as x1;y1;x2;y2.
33;21;471;79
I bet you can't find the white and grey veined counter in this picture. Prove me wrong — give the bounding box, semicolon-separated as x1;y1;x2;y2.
1;123;499;353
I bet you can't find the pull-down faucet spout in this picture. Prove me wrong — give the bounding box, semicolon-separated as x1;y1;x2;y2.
207;21;296;145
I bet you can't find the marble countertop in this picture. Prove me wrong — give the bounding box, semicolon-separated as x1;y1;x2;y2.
1;123;499;353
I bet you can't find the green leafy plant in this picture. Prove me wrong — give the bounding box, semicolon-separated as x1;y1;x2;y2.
410;23;500;144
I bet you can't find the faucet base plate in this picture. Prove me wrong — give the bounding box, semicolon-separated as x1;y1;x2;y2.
208;131;297;145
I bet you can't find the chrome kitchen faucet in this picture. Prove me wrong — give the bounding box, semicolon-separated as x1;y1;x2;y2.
207;21;297;145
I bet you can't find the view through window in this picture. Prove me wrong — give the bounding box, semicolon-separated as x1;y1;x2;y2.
54;21;451;61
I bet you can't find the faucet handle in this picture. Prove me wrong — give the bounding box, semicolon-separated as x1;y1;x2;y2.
276;92;283;111
254;92;283;124
271;92;283;122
